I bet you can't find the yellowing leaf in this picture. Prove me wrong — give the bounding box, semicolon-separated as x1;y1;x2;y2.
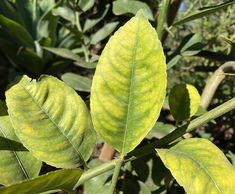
157;138;235;194
6;75;96;168
90;11;166;155
169;84;200;121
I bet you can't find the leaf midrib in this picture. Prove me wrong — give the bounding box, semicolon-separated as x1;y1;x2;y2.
0;125;29;180
121;17;140;156
20;83;85;166
172;149;222;193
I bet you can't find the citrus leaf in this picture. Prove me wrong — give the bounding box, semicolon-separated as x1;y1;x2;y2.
169;84;200;121
0;116;41;186
90;11;166;155
157;138;235;194
6;75;96;168
61;73;91;92
0;168;82;194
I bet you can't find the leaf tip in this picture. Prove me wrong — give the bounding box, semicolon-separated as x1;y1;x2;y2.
136;9;147;19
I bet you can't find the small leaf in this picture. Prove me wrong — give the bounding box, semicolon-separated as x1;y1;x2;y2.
0;14;34;47
90;22;119;45
157;138;235;194
174;1;235;26
52;6;75;24
91;11;166;155
169;84;200;121
78;0;95;12
61;72;92;92
44;47;96;69
112;0;153;21
0;169;82;194
0;116;41;186
6;75;96;168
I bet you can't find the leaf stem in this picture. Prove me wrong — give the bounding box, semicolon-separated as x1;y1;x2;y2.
108;157;123;194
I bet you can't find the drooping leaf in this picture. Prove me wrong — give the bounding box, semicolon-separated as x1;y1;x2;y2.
0;14;34;48
174;1;235;26
83;4;110;32
90;11;166;155
169;84;200;121
61;73;92;92
44;47;96;68
6;75;96;168
90;22;119;45
0;116;41;186
112;0;153;21
0;169;82;194
157;138;235;194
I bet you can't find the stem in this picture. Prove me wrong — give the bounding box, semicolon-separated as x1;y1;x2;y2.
156;0;170;40
75;97;235;187
108;158;123;194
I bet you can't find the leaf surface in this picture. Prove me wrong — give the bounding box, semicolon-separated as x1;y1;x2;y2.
90;11;166;155
0;116;41;186
6;75;96;168
0;169;82;194
157;138;235;194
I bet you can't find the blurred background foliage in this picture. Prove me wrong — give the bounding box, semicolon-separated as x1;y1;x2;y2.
0;0;235;193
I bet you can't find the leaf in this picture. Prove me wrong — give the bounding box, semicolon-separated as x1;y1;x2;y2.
173;1;235;26
147;122;175;139
0;14;34;48
90;11;167;155
112;0;154;21
78;0;95;12
90;22;119;45
43;47;96;69
0;169;82;194
169;84;200;121
83;4;110;32
157;138;235;194
61;73;92;92
52;6;75;24
6;75;96;168
0;100;8;116
0;116;41;186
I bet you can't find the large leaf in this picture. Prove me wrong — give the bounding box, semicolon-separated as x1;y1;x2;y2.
174;1;235;26
6;75;96;168
157;138;235;194
169;84;200;121
0;169;82;194
112;0;153;21
0;14;34;48
61;72;92;92
0;116;41;186
90;11;166;155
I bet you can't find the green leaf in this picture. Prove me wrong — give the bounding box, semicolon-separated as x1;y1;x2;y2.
78;0;95;12
0;14;34;48
0;116;41;186
0;168;82;194
112;0;153;21
90;22;119;45
157;138;235;194
90;11;166;155
61;73;92;92
43;47;96;69
52;6;75;25
6;75;96;168
0;0;20;23
83;4;110;32
169;84;200;121
174;1;235;26
0;100;8;116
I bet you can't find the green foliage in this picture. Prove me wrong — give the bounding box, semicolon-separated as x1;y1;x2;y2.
157;138;235;193
90;11;166;156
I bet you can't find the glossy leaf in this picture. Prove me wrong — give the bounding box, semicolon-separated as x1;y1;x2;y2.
0;116;41;186
0;169;82;194
157;138;235;194
112;0;153;21
174;1;235;26
61;72;91;92
90;11;166;155
44;47;96;68
169;84;200;121
90;22;119;45
6;75;96;168
0;14;34;47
